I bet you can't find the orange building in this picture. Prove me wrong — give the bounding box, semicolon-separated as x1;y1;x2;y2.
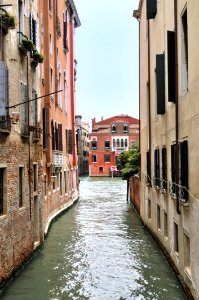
89;115;139;177
40;0;80;232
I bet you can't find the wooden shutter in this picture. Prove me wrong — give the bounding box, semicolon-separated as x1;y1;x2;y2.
180;140;188;200
154;149;160;186
162;147;167;190
146;150;151;183
43;107;49;149
147;0;157;20
0;61;8;116
58;123;63;151
167;31;176;102
156;54;165;114
171;144;176;193
51;120;55;150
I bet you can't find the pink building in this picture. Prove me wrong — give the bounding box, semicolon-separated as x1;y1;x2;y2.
89;115;139;177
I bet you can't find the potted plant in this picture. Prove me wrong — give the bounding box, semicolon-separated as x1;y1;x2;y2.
21;38;35;51
32;51;44;63
0;12;16;29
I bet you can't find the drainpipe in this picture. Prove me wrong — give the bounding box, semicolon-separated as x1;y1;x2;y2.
174;0;180;214
27;54;31;220
132;10;141;176
147;20;152;185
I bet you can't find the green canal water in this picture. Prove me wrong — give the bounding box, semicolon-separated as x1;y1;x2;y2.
1;177;186;299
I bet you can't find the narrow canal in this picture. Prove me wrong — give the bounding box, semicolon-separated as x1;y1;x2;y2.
1;177;186;300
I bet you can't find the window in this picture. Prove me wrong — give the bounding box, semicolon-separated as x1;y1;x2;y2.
104;154;111;163
66;129;72;154
156;54;165;114
121;139;124;148
52;173;56;190
49;0;52;14
164;212;168;238
19;167;24;207
180;140;188;201
33;164;37;192
123;124;128;132
181;8;188;95
0;62;8;118
171;144;176;194
44;174;47;196
63;11;68;51
147;0;157;19
174;222;179;253
184;232;191;272
104;141;110;149
154;148;160;187
125;139;128;147
18;0;24;42
162;147;167;190
30;15;38;49
50;33;52;55
20;82;29;136
167;31;176;102
157;204;161;229
91;141;97;150
58;72;62;108
111;124;116;133
92;155;97;163
148;198;151;219
0;168;6;215
146;150;151;184
117;139;120;148
113;139;115;148
99;167;103;172
60;172;62;195
64;171;67;194
43;108;49;149
32;90;38;128
50;67;53;93
64;71;68;111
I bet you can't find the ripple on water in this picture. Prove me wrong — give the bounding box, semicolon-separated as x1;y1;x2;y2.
1;177;187;300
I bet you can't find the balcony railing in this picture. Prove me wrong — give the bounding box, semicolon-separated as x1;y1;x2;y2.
53;150;63;168
0;115;11;132
169;181;189;206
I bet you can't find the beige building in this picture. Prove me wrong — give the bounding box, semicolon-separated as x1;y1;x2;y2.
134;0;199;298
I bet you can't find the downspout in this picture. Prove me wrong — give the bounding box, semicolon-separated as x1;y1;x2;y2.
147;20;152;185
174;0;180;214
27;54;31;219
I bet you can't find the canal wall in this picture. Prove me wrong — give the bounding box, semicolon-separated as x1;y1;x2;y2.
0;191;79;294
129;176;195;299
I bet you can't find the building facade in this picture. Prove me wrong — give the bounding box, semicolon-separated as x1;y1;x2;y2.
0;0;80;285
0;0;43;282
75;115;89;175
40;0;80;234
134;0;199;298
89;115;139;177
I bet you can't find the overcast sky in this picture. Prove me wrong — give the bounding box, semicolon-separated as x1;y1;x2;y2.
74;0;139;125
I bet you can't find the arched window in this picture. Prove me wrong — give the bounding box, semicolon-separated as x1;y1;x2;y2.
117;139;120;147
123;124;128;132
111;124;116;133
113;139;115;147
121;139;124;147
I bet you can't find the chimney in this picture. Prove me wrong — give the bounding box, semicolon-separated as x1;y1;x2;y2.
101;116;103;121
92;118;96;126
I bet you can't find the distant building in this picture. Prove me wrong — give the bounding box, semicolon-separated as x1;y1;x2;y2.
75;115;90;175
89;115;139;177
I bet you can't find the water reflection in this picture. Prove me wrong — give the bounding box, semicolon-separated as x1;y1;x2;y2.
1;177;186;300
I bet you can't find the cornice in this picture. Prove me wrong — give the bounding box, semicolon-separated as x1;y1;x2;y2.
66;0;81;28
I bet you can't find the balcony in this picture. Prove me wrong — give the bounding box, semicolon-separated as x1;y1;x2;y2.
32;126;42;141
0;115;11;133
53;150;63;169
169;181;189;206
